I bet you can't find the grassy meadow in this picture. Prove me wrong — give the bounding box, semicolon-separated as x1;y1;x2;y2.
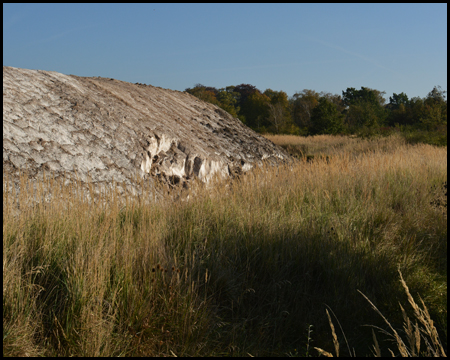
3;134;447;356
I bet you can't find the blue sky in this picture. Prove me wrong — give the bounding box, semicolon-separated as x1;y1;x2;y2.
3;3;447;101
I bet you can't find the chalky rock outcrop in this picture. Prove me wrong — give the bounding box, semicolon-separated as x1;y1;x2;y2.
3;66;290;197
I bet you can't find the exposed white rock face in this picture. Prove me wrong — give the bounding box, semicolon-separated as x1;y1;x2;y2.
3;66;290;198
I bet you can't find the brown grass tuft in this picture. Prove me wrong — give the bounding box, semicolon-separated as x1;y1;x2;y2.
3;135;446;356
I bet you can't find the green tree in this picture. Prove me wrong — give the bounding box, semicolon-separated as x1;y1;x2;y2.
425;85;447;105
263;89;294;133
421;86;447;129
216;87;241;118
185;84;245;121
346;101;386;130
264;89;290;109
185;84;220;105
310;97;344;135
267;103;285;134
230;84;263;127
342;86;386;107
387;92;415;126
404;87;447;131
389;92;409;108
408;97;425;126
241;91;271;130
320;92;346;113
233;84;260;106
290;89;320;133
343;87;387;131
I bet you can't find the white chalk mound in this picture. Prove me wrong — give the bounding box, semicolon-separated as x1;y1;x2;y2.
3;66;290;195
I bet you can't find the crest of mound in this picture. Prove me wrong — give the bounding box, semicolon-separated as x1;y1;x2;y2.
3;66;290;196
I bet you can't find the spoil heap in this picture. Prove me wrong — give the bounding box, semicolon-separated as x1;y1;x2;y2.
3;66;290;199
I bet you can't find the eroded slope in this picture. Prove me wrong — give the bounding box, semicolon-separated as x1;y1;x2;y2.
3;66;290;197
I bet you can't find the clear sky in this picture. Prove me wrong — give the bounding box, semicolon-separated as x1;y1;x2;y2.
3;3;447;101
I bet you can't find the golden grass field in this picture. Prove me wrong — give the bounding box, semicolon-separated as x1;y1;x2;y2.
3;134;447;356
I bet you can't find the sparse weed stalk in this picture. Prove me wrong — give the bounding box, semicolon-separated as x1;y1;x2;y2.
315;270;447;357
3;135;446;356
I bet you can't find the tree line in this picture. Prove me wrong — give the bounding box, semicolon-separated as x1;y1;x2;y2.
185;83;447;144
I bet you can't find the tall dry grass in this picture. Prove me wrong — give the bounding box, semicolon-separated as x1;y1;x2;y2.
264;133;410;159
3;134;447;356
315;269;447;357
